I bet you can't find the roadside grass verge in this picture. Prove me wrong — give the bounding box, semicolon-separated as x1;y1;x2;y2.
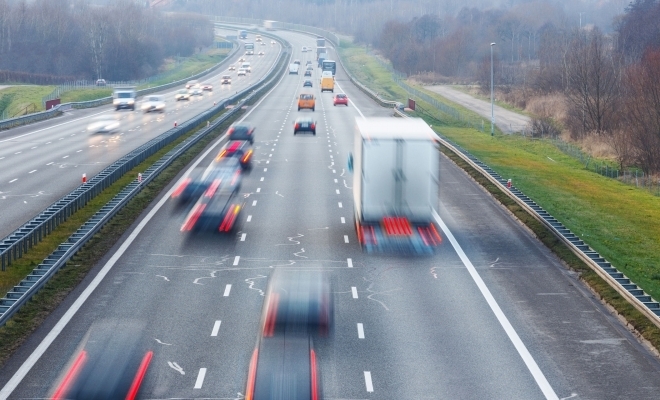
0;86;55;116
137;48;231;90
340;40;660;349
60;88;113;103
0;106;238;367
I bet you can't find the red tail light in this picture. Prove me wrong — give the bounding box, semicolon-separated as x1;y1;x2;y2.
227;127;234;135
125;351;153;400
219;204;241;232
51;351;88;400
204;179;221;198
171;178;191;198
245;348;258;400
263;293;279;337
295;123;299;130
311;123;316;130
310;349;319;400
383;217;412;236
181;204;206;231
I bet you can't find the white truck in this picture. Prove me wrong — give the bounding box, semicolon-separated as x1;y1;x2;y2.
113;86;137;111
349;117;442;254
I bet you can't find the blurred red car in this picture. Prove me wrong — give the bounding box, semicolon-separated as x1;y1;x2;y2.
333;93;348;106
202;83;213;91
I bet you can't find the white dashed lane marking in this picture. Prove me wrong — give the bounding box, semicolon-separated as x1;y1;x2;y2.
211;321;221;337
247;215;252;222
364;371;374;392
357;323;365;339
223;284;232;296
194;368;207;389
351;287;358;298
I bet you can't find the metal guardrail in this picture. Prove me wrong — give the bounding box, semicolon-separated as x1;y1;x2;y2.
0;39;282;271
0;43;291;327
0;41;241;131
434;135;660;328
214;16;660;329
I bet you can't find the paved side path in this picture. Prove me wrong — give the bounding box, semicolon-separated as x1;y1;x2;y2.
425;85;531;133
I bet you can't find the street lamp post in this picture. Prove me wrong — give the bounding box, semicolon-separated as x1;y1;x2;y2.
490;42;496;137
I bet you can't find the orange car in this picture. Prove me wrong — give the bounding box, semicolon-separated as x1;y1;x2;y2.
297;93;315;111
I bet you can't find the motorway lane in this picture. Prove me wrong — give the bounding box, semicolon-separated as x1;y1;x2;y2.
0;31;280;239
2;28;660;400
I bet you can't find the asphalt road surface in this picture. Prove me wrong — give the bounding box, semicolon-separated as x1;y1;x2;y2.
425;85;531;133
0;28;278;239
0;29;659;400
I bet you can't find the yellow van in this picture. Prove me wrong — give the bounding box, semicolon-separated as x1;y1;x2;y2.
298;93;316;111
321;76;334;93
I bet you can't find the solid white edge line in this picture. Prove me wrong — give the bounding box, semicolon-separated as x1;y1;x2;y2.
351;286;358;298
364;371;374;392
0;53;289;399
357;323;365;339
194;368;207;389
211;320;222;337
335;81;365;119
432;210;558;400
223;284;232;297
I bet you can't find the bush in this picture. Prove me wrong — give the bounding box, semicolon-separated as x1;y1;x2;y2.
531;117;561;138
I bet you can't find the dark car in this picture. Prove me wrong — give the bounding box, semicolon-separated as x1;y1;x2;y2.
294;117;316;135
227;124;255;144
50;320;152;400
171;158;242;205
304;70;312;77
245;270;332;399
216;140;253;170
180;184;244;233
303;79;313;87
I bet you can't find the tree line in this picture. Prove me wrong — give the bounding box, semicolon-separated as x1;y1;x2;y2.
0;0;213;82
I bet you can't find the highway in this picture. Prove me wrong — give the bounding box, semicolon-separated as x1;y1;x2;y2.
1;28;660;399
0;29;278;239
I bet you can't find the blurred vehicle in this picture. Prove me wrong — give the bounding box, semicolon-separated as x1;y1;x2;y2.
321;75;334;93
261;42;266;46
316;37;325;47
171;158;242;205
185;79;199;89
264;20;276;31
293;59;301;65
95;79;107;86
175;89;190;101
270;40;275;45
202;83;213;91
180;176;244;233
245;42;255;55
306;60;312;66
297;93;315;111
238;68;247;76
288;63;299;75
242;62;252;73
228;65;236;71
301;46;307;52
258;51;264;56
87;115;120;133
141;95;165;113
318;53;326;68
316;46;327;60
261;270;334;337
349;117;442;254
216;140;253;170
189;86;203;96
49;320;151;400
255;34;262;42
227;124;255;144
113;86;136;111
321;59;337;76
304;70;312;77
239;57;246;62
221;75;232;85
303;80;313;88
245;270;332;400
333;93;348;106
293;117;316;135
238;29;247;39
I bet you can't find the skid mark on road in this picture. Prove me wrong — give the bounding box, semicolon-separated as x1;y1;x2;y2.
245;275;268;296
275;233;304;246
294;248;308;258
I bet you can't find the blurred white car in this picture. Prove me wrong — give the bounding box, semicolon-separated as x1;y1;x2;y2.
141;95;165;113
258;51;264;56
189;86;203;96
87;115;120;133
175;89;190;101
237;68;247;76
228;65;236;71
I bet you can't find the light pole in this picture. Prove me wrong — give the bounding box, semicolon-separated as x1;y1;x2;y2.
490;42;496;137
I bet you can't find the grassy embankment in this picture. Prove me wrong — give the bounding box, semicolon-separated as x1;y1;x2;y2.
0;46;231;110
339;40;660;348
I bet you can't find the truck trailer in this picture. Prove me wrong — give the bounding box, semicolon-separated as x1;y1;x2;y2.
349;117;442;254
316;37;325;47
